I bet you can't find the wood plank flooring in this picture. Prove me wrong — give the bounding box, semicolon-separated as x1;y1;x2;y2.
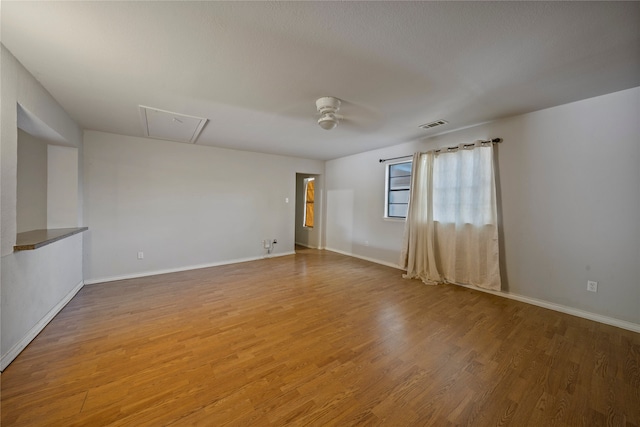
1;248;639;426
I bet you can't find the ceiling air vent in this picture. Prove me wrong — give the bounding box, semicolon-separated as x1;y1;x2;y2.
419;119;448;130
139;106;208;144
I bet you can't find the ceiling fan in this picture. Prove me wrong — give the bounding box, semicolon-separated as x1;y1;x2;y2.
315;96;343;130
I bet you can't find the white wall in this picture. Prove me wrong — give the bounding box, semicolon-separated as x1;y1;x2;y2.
1;45;85;369
325;140;424;266
325;87;640;326
16;130;48;233
0;234;83;370
1;45;83;255
83;131;324;283
47;145;79;228
16;130;79;233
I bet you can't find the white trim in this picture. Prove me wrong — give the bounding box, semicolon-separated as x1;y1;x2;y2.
295;242;320;249
454;283;640;334
264;251;296;259
84;251;296;285
324;248;640;334
324;247;404;270
1;280;84;371
383;217;406;223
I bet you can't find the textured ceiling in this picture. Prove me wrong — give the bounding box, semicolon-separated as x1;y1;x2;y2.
2;1;639;160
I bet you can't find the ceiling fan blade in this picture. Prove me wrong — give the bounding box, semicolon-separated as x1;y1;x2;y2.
271;96;383;132
337;99;383;131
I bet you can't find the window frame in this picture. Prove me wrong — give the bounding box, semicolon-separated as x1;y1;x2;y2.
384;159;412;220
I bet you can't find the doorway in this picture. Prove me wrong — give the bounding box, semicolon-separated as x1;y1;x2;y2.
295;173;321;250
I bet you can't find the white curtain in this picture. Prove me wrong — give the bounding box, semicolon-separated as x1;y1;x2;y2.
400;141;501;291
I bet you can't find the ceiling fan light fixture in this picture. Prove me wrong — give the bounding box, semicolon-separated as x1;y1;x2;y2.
316;96;341;115
316;96;342;130
318;113;339;130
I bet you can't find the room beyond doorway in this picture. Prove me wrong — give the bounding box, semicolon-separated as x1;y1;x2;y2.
295;172;321;250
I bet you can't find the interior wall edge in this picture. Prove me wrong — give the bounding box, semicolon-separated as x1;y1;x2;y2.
0;280;84;372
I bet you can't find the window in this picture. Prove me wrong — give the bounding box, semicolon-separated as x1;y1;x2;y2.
432;147;494;225
385;161;412;218
303;177;315;227
400;144;500;290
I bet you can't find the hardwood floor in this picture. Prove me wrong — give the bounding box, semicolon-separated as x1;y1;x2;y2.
2;248;639;426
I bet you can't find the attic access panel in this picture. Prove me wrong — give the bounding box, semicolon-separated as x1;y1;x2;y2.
139;106;207;144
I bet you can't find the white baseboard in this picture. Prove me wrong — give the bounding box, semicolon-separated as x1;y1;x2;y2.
455;283;640;333
295;242;320;249
324;247;404;270
84;251;296;285
324;248;640;334
1;280;84;371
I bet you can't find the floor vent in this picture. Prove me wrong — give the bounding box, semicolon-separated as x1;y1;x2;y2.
418;119;448;130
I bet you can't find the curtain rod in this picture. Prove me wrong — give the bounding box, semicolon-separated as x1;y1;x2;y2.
379;138;502;163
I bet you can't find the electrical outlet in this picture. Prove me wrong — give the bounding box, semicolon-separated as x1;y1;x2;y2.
587;280;598;292
137;251;144;260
